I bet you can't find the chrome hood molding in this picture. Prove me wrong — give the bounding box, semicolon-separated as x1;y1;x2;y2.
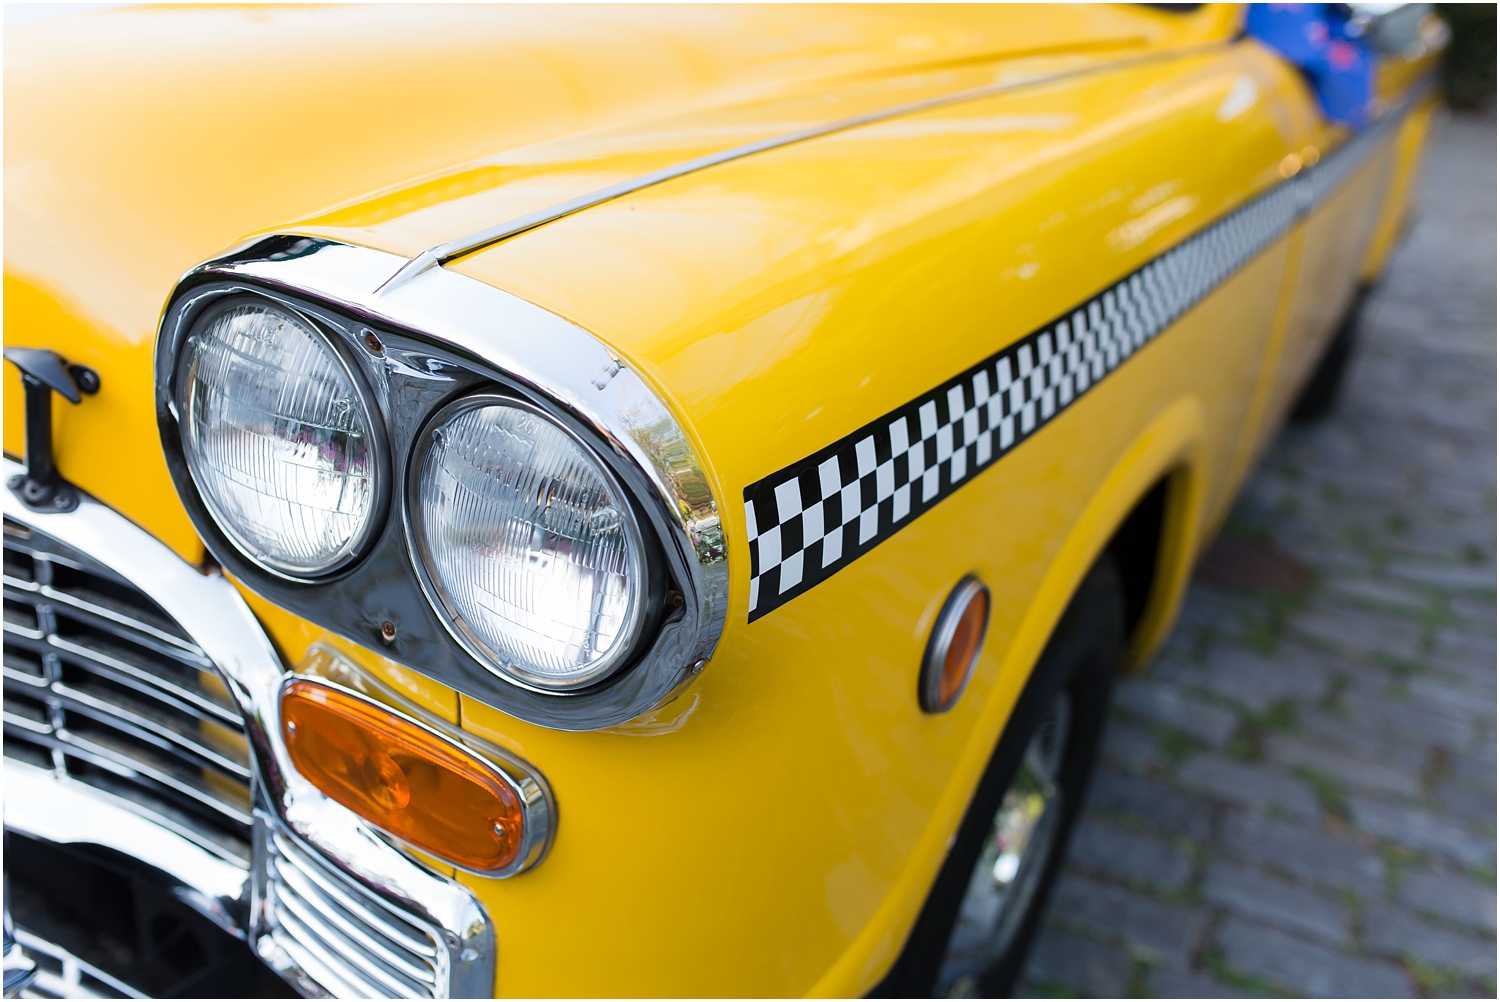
154;236;728;731
374;41;1229;294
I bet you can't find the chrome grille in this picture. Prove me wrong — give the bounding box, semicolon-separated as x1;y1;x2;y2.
263;827;445;999
2;518;251;862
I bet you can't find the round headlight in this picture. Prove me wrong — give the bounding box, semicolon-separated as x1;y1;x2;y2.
410;395;649;692
176;297;383;577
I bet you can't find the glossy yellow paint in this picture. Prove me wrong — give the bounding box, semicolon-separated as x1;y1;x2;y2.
2;2;1231;560
3;4;1440;998
239;586;461;726
443;40;1319;998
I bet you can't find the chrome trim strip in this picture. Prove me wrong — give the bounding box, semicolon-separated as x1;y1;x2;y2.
43;725;253;826
4;758;249;920
2;621;44;643
270;828;441;956
50;681;251;779
6;575;200;657
271;906;388;999
272;886;429;996
379;42;1230;288
256;816;461;1000
46;633;239;724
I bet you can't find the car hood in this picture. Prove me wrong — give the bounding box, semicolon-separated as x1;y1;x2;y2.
3;3;1235;559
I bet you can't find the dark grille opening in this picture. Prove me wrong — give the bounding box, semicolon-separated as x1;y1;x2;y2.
70;767;253;866
4;601;38;632
3;731;52;769
4;646;45;679
3;685;49;725
4;546;35;583
6;832;296;999
52;603;208;675
3;526;253;860
56;665;250;775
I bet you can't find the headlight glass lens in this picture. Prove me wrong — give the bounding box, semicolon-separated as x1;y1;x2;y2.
413;398;647;691
177;299;380;576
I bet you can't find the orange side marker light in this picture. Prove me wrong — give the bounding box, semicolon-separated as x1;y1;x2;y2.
281;680;524;872
920;576;991;713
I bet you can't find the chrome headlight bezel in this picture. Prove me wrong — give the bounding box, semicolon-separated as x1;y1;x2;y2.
172;293;392;581
154;235;727;731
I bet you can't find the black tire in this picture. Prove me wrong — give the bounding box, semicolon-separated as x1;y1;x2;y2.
872;555;1125;998
1290;286;1368;423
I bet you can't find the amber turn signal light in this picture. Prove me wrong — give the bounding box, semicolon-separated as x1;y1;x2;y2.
281;680;525;872
920;576;990;713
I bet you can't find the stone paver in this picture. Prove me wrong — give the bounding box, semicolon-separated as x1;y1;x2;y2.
1201;860;1350;946
1219;918;1415;998
1085;768;1216;842
1113;681;1240;748
1066;819;1195;893
1364;905;1498;982
1018;927;1132;997
1265;732;1424;797
1178;754;1323;819
1221;812;1386;896
1349;796;1496;869
1048;872;1208;968
1020;111;1498;997
1147;968;1251;998
1397;870;1497;933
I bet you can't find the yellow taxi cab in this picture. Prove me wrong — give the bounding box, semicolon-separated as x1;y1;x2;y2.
2;3;1446;997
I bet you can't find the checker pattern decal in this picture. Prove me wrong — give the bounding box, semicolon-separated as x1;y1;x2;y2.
744;109;1397;622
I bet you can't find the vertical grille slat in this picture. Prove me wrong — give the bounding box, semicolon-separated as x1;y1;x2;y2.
272;836;438;962
265;829;444;1000
272;910;389;1000
272;860;439;985
272;890;426;999
2;527;252;860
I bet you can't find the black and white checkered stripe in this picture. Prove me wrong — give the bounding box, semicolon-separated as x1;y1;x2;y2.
743;100;1407;622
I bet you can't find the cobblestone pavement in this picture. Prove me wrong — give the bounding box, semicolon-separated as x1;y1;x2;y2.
1018;111;1497;999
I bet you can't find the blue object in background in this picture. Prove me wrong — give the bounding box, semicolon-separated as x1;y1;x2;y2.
1245;3;1375;128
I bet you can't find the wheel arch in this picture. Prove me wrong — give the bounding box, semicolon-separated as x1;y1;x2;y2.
823;395;1211;997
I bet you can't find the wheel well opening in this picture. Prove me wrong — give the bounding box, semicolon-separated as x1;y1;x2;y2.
1106;476;1169;644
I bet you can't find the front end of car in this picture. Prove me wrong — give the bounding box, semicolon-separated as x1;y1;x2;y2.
6;224;732;996
13;3;1443;997
3;469;497;998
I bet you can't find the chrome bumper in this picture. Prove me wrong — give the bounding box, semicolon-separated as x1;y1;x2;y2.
2;459;494;999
